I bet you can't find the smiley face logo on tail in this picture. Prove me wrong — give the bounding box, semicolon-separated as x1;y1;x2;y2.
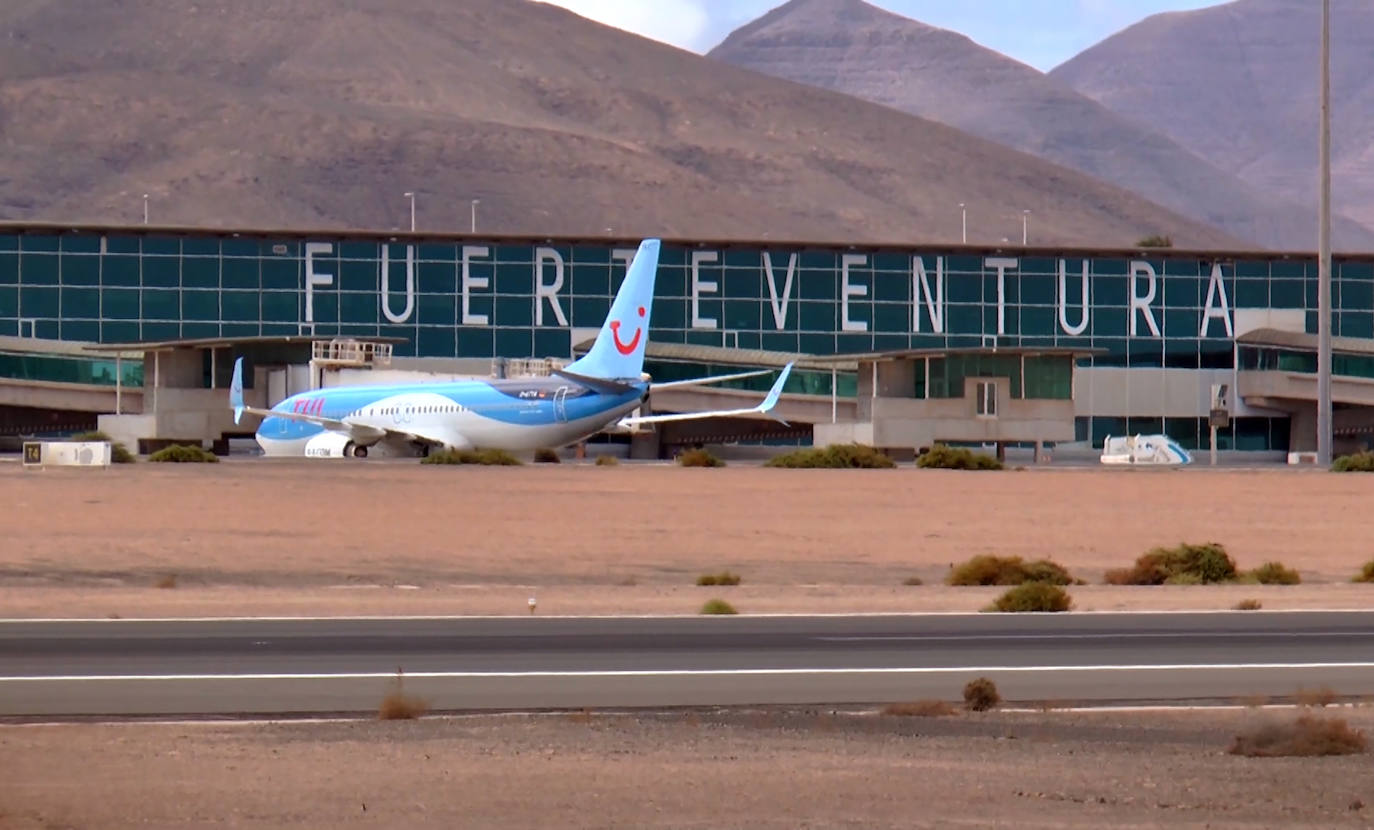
610;306;647;355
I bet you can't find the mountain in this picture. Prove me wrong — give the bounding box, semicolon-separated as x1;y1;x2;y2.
0;0;1243;248
1050;0;1374;244
708;0;1374;251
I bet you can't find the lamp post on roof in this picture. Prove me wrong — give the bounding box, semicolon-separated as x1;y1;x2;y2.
959;203;966;244
142;194;149;225
471;199;480;234
404;192;416;232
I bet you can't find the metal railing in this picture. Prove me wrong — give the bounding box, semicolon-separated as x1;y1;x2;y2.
311;339;393;368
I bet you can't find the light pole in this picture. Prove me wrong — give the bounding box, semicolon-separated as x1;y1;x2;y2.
404;192;415;232
1022;210;1030;245
470;199;480;234
959;203;966;244
1317;0;1333;465
142;194;149;225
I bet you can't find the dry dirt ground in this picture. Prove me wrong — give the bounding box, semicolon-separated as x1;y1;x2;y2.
3;461;1373;618
2;707;1371;829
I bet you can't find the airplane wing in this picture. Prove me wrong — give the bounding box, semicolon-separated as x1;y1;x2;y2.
617;362;793;428
648;368;774;390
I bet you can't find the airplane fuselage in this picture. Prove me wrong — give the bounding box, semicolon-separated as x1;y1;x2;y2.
255;376;647;457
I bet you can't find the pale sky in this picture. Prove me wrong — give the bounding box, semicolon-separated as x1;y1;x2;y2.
540;0;1227;72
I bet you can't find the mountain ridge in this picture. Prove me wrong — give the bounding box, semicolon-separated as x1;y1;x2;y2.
707;0;1374;251
0;0;1245;249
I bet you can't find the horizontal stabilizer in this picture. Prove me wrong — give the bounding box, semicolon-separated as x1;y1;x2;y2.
552;368;638;396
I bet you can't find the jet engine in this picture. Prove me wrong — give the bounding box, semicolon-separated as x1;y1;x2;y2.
303;431;367;458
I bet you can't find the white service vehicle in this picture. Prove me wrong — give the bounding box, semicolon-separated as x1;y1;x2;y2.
1100;434;1193;466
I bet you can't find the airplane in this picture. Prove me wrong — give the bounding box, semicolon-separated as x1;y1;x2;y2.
228;238;795;458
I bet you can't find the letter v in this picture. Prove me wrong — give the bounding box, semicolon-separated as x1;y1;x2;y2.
764;252;797;330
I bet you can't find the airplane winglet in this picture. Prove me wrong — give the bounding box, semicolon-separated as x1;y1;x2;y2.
756;362;793;414
230;357;245;425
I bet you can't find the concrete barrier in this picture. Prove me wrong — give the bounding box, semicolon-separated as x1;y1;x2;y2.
1287;451;1320;465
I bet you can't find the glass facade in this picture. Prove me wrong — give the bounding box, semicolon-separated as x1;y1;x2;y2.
0;350;143;387
4;226;1373;451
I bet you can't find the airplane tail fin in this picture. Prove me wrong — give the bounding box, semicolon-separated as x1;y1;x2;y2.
563;238;660;381
230;357;245;424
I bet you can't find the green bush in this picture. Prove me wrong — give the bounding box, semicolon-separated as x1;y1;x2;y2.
1332;451;1374;472
916;444;1003;471
678;448;725;468
147;444;219;463
1353;560;1374;583
1245;561;1302;585
945;554;1079;587
1136;234;1174;248
963;677;1001;711
764;444;896;469
72;430;135;463
699;598;738;615
696;571;741;586
422;448;522;466
988;582;1072;613
534;448;561;464
1104;542;1238;585
594;454;619;466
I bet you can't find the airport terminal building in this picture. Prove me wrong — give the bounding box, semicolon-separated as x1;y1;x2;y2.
2;221;1372;454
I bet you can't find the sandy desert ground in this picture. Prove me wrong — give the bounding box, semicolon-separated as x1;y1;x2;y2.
3;460;1373;618
3;706;1371;829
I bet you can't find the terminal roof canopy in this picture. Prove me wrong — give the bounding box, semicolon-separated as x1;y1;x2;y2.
1237;327;1374;357
80;335;408;354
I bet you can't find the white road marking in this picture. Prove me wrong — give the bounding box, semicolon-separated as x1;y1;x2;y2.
4;609;1374;623
4;662;1374;682
817;631;1368;642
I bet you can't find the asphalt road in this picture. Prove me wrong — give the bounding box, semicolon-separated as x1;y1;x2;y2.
3;612;1373;718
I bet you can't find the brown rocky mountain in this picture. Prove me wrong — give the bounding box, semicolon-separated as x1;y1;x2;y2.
708;0;1374;251
0;0;1242;248
1051;0;1374;246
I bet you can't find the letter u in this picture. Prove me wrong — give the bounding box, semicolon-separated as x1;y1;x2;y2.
380;244;416;323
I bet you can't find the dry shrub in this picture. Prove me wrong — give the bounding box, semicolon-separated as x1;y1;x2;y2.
534;448;561;464
1244;561;1301;585
422;448;521;466
378;670;429;720
699;598;738;615
1233;598;1262;610
153;574;177;589
1296;686;1339;707
945;554;1079;586
594;454;619;466
1104;542;1237;585
696;571;741;586
963;677;1001;711
1229;714;1367;757
1332;451;1374;472
677;448;725;467
765;443;896;469
148;444;219;463
882;700;956;717
1353;560;1374;583
916;444;1003;471
902;575;924;586
989;583;1072;613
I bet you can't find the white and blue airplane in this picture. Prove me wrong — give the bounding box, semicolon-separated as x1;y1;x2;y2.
228;238;794;458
